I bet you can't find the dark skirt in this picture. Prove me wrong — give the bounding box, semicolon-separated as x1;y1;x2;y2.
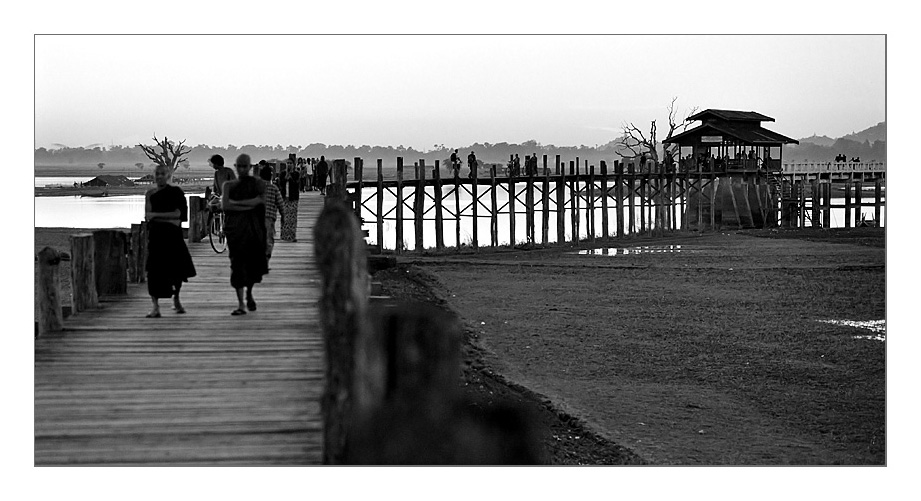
225;208;268;289
146;221;196;298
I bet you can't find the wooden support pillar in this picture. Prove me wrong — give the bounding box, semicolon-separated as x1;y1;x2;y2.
355;158;364;226
874;179;883;226
70;234;98;312
93;229;128;296
556;165;565;244
453;167;461;249
555;154;561;176
627;163;636;235
844;181;852;228
526;171;535;243
471;164;478;250
189;195;203;243
542;166;550;245
396;157;404;254
376;159;384;250
588;164;596;242
37;247;64;336
128;223;142;283
508;170;516;247
414;159;426;251
615;161;624;238
490;165;498;247
314;201;370;465
434;160;444;250
600;161;609;239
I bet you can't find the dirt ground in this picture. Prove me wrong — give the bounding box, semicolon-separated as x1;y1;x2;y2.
377;227;885;465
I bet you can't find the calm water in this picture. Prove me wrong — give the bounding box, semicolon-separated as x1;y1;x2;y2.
35;194;197;228
34;178;886;247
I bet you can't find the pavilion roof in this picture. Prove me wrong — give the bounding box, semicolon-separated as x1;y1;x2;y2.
665;122;799;146
687;109;775;123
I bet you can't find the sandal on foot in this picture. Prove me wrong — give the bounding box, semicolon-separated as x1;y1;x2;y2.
231;308;247;316
175;307;186;314
146;312;161;318
246;299;257;311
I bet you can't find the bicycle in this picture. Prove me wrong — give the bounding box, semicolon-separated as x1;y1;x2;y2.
207;197;227;253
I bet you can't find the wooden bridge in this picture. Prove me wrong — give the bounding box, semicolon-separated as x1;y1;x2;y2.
34;194;326;465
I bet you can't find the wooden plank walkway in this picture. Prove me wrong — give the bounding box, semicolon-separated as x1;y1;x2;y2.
34;192;326;465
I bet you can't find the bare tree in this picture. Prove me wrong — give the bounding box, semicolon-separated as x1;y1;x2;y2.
619;97;699;163
138;135;192;174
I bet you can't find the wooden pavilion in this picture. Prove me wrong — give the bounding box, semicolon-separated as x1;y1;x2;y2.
665;109;799;173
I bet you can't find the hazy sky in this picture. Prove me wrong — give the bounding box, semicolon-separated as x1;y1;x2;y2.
35;34;884;150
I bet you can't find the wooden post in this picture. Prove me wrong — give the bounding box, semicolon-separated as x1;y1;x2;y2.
189;195;203;243
844;180;852;228
70;234;98;312
874;178;883;225
541;166;550;245
555;154;561;175
526;170;535;243
812;180;820;228
37;247;64;336
508;170;516;247
355;158;364;226
314;201;370;465
627;162;636;235
139;222;148;283
414;159;426;252
472;164;478;250
572;161;579;242
588;164;596;242
601;161;609;239
454;167;461;249
822;182;832;228
615;161;624;238
396;157;404;254
128;223;141;283
639;172;647;234
490;165;498;247
854;180;863;226
710;177;718;230
434;160;445;250
93;229;128;296
377;159;384;250
556;164;565;244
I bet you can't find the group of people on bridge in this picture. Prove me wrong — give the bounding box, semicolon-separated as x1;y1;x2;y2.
142;153;321;318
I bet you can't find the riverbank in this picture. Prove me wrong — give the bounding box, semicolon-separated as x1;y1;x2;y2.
389;228;885;464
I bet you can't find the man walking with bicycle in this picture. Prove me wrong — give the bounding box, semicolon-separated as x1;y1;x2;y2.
208;154;237;211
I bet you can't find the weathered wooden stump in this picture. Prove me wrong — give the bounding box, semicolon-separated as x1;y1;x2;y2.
314;200;370;465
93;229;128;296
70;234;98;312
36;247;64;336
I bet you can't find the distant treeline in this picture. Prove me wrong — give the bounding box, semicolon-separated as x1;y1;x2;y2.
34;135;886;174
34;140;635;172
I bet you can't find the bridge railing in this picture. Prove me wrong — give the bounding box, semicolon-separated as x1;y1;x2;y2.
782;161;886;173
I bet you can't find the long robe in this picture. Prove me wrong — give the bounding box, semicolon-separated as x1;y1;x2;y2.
146;185;196;298
224;176;268;289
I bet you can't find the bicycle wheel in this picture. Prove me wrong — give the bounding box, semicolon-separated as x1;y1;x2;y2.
209;212;226;253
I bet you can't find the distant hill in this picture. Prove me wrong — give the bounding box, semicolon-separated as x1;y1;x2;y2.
840;121;886;145
784;121;886;163
798;134;836;147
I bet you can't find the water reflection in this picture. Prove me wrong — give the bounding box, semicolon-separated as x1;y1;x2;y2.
35;194;193;228
575;245;685;256
818;319;886;342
